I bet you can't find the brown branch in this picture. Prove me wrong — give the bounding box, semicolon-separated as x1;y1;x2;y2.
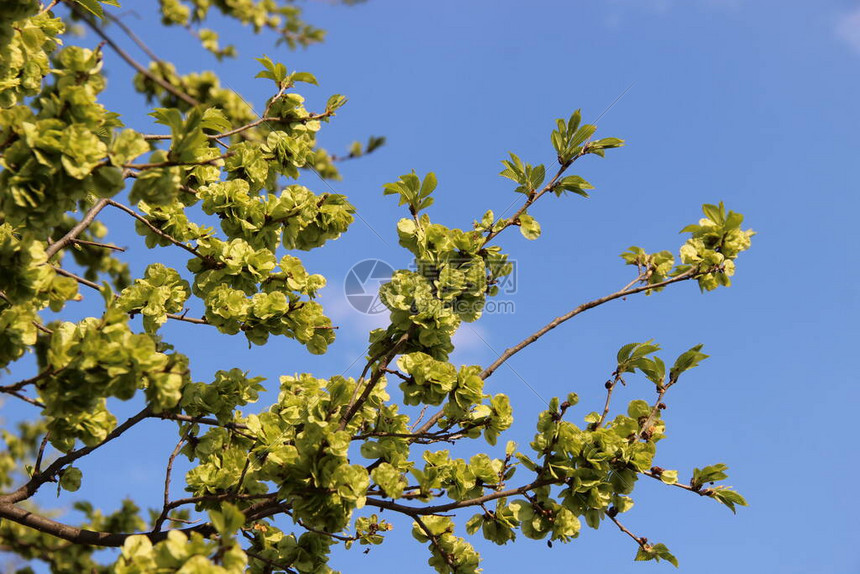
163;492;277;513
105;200;213;263
122;153;231;170
152;433;188;532
51;266;100;291
139;110;333;144
339;332;410;431
153;412;249;431
0;500;214;547
353;429;470;444
1;407;152;504
45;199;109;259
2;390;45;408
38;0;60;15
69;3;199;107
165;313;209;325
69;238;125;252
0;370;52;394
33;433;50;475
596;372;625;429
608;512;648;548
245;550;299;574
103;11;163;65
414;269;700;435
640;470;709;496
414;515;458;570
483;150;586;245
480;270;698;381
54;270;211;328
365;478;553;516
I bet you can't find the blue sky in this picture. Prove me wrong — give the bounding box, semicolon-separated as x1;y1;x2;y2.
4;0;860;572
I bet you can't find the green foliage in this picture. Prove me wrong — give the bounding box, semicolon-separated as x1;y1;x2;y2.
0;2;754;573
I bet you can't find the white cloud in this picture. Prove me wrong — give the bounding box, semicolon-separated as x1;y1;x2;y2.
836;7;860;54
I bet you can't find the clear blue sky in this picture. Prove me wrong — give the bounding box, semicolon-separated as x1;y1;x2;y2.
5;0;859;572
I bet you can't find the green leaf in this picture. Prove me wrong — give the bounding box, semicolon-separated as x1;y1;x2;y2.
210;503;244;535
326;94;348;111
59;467;82;492
291;71;318;85
110;129;150;166
74;0;105;19
571;124;597;147
709;487;748;513
420;172;437;198
635;543;679;567
669;344;708;383
660;469;678;485
554;175;594;198
518;214;541;240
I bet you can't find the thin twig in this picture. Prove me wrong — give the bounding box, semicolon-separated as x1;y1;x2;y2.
480;270;698;381
52;266;100;291
0;370;53;394
152;433;188;532
165;313;209;325
415;269;700;435
153;412;249;431
0;406;152;505
70;4;199;107
596;372;624;429
69;238;125;252
608;512;647;548
33;433;50;475
105;200;213;263
414;515;458;570
339;332;410;431
103;11;163;65
3;390;45;409
38;0;60;15
641;470;710;496
365;478;554;517
45;199;109;259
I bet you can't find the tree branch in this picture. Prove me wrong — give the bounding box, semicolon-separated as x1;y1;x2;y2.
105;200;215;264
414;269;700;435
339;332;410;431
365;478;553;516
45;198;109;259
1;406;152;504
0;500;213;547
69;3;200;107
152;432;188;532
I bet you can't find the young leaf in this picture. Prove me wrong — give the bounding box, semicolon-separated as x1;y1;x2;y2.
518;214;541;240
669;344;708;383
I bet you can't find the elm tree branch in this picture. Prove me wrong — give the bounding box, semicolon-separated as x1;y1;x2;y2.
0;406;152;504
105;199;216;264
607;511;649;549
640;469;717;497
0;500;215;547
2;390;45;409
68;2;200;107
365;478;555;516
152;432;189;532
45;198;110;259
481;269;699;381
483;147;589;245
413;515;458;570
596;371;627;429
339;332;410;430
414;269;700;435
